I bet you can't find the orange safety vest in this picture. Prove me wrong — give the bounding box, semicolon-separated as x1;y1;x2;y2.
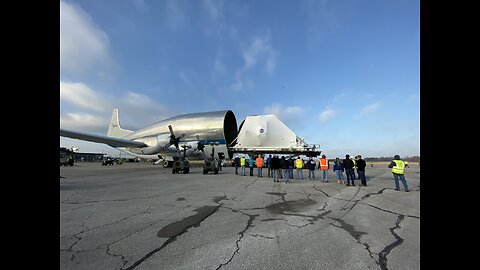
320;158;328;170
255;157;264;168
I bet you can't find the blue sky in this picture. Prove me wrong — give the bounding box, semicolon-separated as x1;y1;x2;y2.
60;0;420;158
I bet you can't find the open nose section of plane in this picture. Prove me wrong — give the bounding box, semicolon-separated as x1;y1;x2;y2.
224;110;238;159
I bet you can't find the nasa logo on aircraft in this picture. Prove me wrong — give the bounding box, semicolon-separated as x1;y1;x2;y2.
259;128;264;133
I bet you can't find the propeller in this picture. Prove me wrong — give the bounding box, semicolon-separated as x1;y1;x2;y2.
164;125;186;151
195;135;206;153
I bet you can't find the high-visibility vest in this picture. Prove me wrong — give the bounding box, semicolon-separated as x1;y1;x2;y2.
240;158;246;166
320;158;328;170
352;159;356;169
392;160;405;174
295;159;303;169
256;157;263;168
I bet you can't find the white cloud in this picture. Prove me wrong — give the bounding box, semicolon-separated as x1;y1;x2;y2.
360;102;381;115
60;80;173;133
241;35;276;74
319;109;335;123
263;103;305;129
60;81;111;112
229;33;276;91
60;112;109;133
60;0;113;76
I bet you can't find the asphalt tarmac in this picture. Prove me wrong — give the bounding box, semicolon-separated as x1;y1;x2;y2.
60;162;420;270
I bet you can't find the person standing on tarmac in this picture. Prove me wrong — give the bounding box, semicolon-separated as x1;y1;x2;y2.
234;155;240;175
266;154;272;178
352;156;357;179
280;156;290;182
249;155;255;176
240;155;246;176
388;155;410;192
271;155;281;182
306;157;316;180
295;156;304;180
256;155;264;177
333;157;344;184
319;155;329;182
343;154;355;186
356;155;367;186
288;157;294;179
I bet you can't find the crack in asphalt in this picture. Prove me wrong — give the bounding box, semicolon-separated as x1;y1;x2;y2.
102;218;165;267
61;207;153;264
341;188;386;211
329;217;378;265
63;211;95;261
251;234;275;239
122;205;220;270
312;185;331;197
215;210;258;270
363;203;420;219
378;215;405;270
244;177;260;189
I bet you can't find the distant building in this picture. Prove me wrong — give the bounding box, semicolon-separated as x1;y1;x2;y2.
60;147;105;162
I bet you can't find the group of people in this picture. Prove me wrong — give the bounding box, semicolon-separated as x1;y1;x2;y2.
331;154;367;186
233;154;411;191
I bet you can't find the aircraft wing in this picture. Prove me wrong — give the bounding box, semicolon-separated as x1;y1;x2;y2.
60;129;148;148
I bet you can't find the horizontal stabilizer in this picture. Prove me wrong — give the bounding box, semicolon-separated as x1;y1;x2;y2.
60;129;147;148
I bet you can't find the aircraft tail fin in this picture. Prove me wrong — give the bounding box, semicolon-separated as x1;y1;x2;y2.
107;109;134;138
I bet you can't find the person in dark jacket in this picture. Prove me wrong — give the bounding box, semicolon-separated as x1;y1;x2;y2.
281;156;289;182
270;155;281;182
356;155;367;186
288;157;294;179
306;157;316;180
234;156;240;175
343;154;355;186
333;158;344;184
280;156;290;183
266;154;272;178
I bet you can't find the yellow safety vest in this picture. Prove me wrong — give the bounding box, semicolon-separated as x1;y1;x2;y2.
240;158;246;166
352;159;356;169
392;160;405;174
295;159;303;169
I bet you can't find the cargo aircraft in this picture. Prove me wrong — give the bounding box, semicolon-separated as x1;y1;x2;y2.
60;109;238;167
